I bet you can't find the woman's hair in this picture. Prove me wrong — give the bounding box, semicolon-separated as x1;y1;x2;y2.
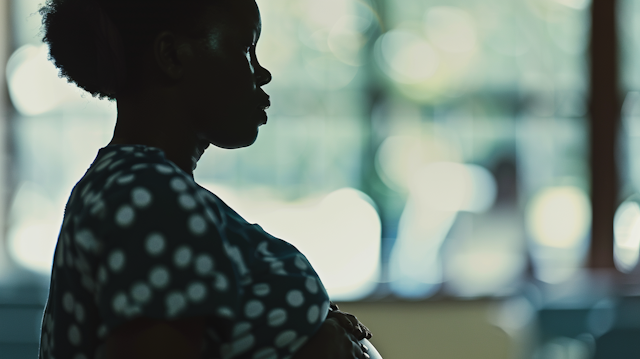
39;0;223;101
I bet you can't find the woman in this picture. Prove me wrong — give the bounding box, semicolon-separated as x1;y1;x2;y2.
36;0;376;358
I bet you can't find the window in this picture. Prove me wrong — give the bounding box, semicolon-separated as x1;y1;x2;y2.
5;0;594;301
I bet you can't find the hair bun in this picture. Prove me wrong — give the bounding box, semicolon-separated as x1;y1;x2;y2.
40;0;211;100
40;0;128;99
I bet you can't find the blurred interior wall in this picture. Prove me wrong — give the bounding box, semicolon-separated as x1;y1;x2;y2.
338;301;514;359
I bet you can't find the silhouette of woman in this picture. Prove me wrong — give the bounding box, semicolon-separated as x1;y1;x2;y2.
36;0;376;358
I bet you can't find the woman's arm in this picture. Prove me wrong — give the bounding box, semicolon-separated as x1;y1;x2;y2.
292;317;370;359
105;316;205;359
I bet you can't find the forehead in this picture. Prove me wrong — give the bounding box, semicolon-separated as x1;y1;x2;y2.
201;0;261;37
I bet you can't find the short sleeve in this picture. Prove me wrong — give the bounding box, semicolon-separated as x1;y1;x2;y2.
82;165;241;338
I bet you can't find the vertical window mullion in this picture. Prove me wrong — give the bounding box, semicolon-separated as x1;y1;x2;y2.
589;0;620;269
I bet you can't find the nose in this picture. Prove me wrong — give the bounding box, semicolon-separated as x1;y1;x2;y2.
256;65;272;87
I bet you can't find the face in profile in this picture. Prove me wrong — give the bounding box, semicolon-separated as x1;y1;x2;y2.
181;0;272;150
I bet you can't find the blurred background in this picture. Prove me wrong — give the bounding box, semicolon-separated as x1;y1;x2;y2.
1;0;640;358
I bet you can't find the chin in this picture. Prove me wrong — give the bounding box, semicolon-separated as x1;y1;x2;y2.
210;128;259;149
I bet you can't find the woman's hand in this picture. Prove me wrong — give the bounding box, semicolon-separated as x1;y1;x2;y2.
327;302;372;341
292;317;370;359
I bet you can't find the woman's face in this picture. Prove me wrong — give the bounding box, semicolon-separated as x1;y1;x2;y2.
182;0;271;149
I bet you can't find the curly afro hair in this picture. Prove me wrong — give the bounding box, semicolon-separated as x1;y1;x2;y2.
39;0;223;101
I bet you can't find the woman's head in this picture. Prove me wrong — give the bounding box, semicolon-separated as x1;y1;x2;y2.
40;0;272;149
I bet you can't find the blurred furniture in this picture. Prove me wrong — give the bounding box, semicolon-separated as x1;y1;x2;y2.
0;269;48;359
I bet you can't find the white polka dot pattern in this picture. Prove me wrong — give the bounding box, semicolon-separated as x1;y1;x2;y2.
145;233;165;256
305;277;318;294
117;174;135;185
74;304;85;323
294;255;308;270
288;336;308;353
68;325;81;346
44;145;330;359
108;250;125;272
253;283;270;297
149;266;170;288
95;159;112;171
245;300;264;319
155;164;173;174
179;194;197;210
166;292;187;317
217;307;234;319
75;230;99;253
109;159;126;171
131;187;152;208
97;266;108;283
194;254;214;274
63;292;75;313
233;322;252;338
270;261;287;275
115;205;135;227
173;246;192;268
307;305;319;324
131;163;149;171
267;308;287;327
286;290;304;307
131;282;152;303
214;273;228;291
170;177;188;192
275;330;297;348
187;282;207;302
188;214;207;235
205;208;219;225
253;347;278;359
112;292;128;313
232;334;255;356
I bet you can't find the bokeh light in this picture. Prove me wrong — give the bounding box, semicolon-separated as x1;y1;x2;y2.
7;182;64;273
7;44;78;116
200;185;381;301
525;186;591;283
613;198;640;273
424;6;477;54
6;43;110;116
389;162;497;299
374;29;440;85
410;162;496;213
526;186;591;249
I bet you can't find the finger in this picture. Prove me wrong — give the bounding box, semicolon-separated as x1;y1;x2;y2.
357;341;370;359
349;335;367;359
330;301;340;311
358;323;372;339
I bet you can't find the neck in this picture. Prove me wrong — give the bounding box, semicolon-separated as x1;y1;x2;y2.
110;90;208;177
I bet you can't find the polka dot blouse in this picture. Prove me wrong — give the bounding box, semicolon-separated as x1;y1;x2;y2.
39;144;331;359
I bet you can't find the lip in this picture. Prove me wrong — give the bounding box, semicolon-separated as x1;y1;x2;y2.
256;108;268;125
258;101;270;111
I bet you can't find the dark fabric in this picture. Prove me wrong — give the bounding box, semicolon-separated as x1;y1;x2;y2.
39;144;330;359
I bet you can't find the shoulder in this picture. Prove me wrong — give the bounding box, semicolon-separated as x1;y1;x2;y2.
67;145;200;225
